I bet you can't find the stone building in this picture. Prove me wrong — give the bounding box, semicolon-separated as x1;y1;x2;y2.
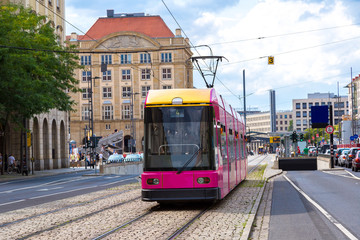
1;0;69;170
67;10;193;153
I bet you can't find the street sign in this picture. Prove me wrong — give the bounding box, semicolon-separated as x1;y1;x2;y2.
268;56;274;65
350;136;355;141
354;134;359;139
325;125;334;134
351;141;355;146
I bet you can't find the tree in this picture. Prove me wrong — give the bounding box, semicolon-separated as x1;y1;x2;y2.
0;4;82;174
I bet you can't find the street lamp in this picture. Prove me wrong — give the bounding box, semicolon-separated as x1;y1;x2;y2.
87;76;100;170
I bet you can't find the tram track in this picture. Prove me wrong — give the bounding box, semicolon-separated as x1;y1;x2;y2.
248;154;269;174
0;187;139;228
18;196;142;240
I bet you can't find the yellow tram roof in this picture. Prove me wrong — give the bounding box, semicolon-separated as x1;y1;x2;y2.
145;88;213;105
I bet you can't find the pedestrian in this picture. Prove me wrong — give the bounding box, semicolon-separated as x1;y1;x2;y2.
21;155;28;176
70;153;75;168
8;154;15;173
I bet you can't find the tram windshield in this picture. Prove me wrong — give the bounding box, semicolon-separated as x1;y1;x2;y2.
144;106;214;171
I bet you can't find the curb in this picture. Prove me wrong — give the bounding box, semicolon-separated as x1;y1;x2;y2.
241;159;283;240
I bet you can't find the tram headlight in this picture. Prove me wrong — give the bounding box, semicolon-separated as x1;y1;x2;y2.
147;178;159;185
197;177;210;184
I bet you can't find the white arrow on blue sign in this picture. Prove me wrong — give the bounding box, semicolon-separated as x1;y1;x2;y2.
354;134;359;139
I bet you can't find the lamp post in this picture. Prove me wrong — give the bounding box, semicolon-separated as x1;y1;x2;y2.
88;76;100;171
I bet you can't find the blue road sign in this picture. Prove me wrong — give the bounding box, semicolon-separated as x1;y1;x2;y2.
350;136;355;141
354;134;359;139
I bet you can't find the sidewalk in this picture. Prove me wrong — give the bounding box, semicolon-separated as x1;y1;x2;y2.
0;166;91;182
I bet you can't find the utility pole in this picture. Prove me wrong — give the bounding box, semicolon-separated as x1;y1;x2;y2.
243;69;246;128
330;104;334;168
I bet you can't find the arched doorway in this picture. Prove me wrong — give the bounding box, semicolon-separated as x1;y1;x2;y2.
33;117;40;170
52;120;58;169
60;121;66;168
43;118;49;169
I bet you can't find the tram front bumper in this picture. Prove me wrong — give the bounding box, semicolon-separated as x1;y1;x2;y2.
142;187;220;202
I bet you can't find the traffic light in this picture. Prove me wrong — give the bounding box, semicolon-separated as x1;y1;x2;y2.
299;133;304;142
291;131;298;143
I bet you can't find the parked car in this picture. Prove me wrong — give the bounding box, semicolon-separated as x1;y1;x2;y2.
335;148;350;166
352;151;360;172
324;149;331;155
107;154;124;164
338;149;350;167
345;147;360;168
124;154;142;162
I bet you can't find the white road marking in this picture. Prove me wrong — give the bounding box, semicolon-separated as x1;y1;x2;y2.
29;186;95;200
345;170;360;180
0;199;25;207
283;175;357;240
100;177;136;187
37;187;63;191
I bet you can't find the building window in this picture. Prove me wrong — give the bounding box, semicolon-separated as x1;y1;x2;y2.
280;121;283;124
82;88;91;99
81;105;90;121
280;127;283;131
105;124;111;130
102;70;111;81
162;85;172;89
285;127;288;131
141;69;151;80
302;103;307;109
315;102;319;106
321;102;326;105
141;86;151;98
296;103;300;109
82;71;91;82
309;102;313;108
161;52;172;63
303;119;307;125
285;121;287;124
289;115;292;119
122;69;131;80
296;120;301;126
334;102;345;108
284;115;287;119
102;87;112;98
122;87;131;98
303;111;307;117
121;54;131;64
56;0;60;9
162;68;172;80
81;55;91;65
280;115;283;119
102;105;113;120
296;111;300;118
122;105;131;119
101;55;112;64
140;53;151;63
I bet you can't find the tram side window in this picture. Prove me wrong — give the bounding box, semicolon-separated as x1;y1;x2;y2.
228;129;235;162
221;125;227;165
235;131;239;160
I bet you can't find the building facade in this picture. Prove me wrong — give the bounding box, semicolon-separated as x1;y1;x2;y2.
1;0;69;170
292;92;349;132
68;11;193;153
276;111;293;132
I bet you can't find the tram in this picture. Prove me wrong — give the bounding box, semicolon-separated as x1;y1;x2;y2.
141;88;247;202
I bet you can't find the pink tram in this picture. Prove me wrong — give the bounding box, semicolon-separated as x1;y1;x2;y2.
141;88;247;202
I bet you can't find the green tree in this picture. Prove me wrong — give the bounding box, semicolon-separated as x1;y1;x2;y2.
0;4;81;173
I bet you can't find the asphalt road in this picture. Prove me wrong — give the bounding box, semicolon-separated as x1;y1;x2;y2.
0;171;138;213
269;170;360;240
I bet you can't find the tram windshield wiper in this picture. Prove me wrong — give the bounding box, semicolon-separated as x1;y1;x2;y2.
177;147;202;174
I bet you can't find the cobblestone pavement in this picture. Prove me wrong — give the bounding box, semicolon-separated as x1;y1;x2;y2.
0;155;281;239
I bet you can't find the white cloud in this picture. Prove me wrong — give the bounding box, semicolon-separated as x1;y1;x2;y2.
191;0;360;110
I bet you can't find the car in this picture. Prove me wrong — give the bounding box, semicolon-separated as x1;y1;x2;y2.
107;154;124;164
324;149;331;155
345;147;360;168
338;149;350;167
352;151;360;172
335;148;350;166
124;154;142;162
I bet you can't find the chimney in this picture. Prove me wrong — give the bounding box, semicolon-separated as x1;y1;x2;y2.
107;9;114;18
175;28;182;37
70;32;77;41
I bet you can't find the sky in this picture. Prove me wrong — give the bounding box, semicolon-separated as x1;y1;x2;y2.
65;0;360;112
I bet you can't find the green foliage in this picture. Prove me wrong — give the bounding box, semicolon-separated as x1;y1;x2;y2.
0;4;81;130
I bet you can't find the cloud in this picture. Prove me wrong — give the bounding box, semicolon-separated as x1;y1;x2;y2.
191;0;360;110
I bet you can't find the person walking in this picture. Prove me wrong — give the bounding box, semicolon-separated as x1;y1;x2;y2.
8;154;15;173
